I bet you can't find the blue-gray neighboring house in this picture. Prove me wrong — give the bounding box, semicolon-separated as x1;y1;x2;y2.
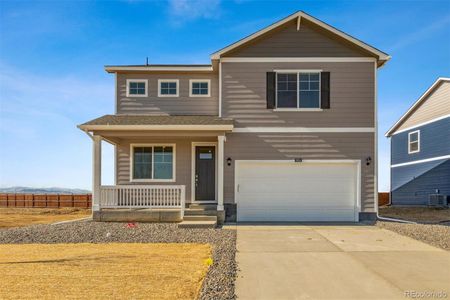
386;77;450;206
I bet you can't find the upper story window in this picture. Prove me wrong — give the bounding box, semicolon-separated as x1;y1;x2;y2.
408;130;420;154
126;79;148;97
190;79;210;97
131;144;175;181
276;71;321;110
158;79;179;97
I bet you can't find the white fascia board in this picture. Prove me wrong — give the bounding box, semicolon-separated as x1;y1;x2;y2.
233;127;375;133
78;125;234;131
105;66;214;73
391;154;450;168
385;78;450;137
211;11;390;61
221;57;376;63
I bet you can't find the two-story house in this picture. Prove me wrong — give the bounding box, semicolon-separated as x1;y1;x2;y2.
78;11;390;224
386;77;450;206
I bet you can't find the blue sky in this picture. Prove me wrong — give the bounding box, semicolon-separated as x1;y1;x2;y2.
0;0;449;191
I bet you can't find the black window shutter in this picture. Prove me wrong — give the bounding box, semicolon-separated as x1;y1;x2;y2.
321;72;330;109
266;72;276;109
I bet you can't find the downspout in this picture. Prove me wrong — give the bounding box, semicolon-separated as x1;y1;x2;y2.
373;61;416;224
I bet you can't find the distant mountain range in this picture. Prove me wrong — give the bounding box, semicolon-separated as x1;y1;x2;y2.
0;187;91;194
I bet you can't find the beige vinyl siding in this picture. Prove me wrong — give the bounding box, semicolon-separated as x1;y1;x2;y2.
222;61;374;127
223;19;368;58
116;136;216;202
117;73;219;115
397;81;450;131
224;132;375;212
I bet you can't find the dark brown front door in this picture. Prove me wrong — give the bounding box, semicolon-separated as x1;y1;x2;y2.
195;146;216;201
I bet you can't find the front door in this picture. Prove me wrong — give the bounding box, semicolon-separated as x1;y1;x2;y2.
195;146;216;201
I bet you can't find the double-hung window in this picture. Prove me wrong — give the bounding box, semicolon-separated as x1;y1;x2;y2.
158;79;179;97
131;145;175;181
190;79;210;97
408;130;420;154
276;71;321;109
126;79;148;97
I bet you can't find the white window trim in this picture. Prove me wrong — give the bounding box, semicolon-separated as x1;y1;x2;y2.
275;70;322;110
126;79;148;97
273;108;323;112
189;79;211;97
130;143;176;182
408;130;420;154
158;79;179;97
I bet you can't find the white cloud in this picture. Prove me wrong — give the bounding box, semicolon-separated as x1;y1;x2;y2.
390;14;450;51
168;0;222;25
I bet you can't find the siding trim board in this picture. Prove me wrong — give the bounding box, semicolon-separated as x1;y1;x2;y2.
233;127;375;133
391;155;450;168
221;57;377;63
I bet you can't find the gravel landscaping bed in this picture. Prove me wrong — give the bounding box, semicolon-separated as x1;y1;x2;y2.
0;221;236;300
377;221;450;251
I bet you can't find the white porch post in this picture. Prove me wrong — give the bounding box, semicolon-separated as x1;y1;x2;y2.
92;135;102;212
217;135;225;211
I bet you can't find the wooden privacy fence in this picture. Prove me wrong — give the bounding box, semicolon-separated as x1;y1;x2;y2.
378;192;390;206
0;194;92;208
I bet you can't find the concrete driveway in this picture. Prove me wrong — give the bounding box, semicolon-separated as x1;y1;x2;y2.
233;225;450;300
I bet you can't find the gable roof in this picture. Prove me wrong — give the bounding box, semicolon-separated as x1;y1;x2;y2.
210;11;390;66
385;77;450;137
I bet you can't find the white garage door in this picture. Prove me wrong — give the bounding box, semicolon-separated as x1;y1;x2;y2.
236;161;359;222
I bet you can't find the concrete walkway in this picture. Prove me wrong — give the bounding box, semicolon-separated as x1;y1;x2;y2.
232;225;450;300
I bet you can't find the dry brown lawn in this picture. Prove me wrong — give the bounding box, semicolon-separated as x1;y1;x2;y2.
0;243;212;300
0;208;91;228
379;206;450;223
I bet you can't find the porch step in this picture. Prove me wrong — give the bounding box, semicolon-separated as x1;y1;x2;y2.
184;208;218;216
188;204;218;211
183;215;218;222
178;220;217;229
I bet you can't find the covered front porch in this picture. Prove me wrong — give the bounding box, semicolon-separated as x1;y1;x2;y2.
78;115;234;224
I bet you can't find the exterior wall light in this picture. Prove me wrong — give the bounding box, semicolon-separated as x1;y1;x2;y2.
227;157;232;166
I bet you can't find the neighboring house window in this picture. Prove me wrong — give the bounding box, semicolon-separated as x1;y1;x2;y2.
408;130;420;154
189;79;210;97
131;145;175;181
276;71;321;109
158;79;179;97
126;79;148;97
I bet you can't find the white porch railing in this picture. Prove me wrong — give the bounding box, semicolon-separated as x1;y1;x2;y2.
99;185;185;216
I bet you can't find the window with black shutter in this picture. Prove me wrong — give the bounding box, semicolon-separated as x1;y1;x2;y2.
268;71;330;110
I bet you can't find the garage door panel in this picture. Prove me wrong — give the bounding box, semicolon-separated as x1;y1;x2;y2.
239;162;354;174
239;194;356;207
238;208;356;222
236;161;358;222
239;179;355;194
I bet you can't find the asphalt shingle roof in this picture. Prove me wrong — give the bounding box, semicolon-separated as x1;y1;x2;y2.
79;115;234;127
